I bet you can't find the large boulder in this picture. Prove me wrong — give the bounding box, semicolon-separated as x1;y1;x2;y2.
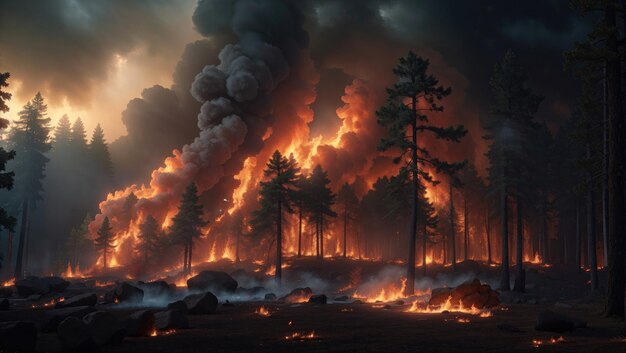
105;282;144;303
137;280;175;298
40;306;97;333
187;271;238;293
155;310;189;330
0;321;37;352
83;311;126;345
280;287;313;303
57;317;97;352
535;310;586;333
15;276;70;297
0;298;9;311
429;279;499;309
167;300;188;314
55;293;98;309
308;294;327;304
125;310;155;337
184;292;218;315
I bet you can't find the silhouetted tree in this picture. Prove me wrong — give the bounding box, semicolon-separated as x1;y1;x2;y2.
250;150;300;284
94;216;115;270
66;214;92;270
0;72;15;233
136;215;160;266
337;182;358;258
9;92;52;278
377;51;467;295
308;165;336;259
484;51;543;292
170;182;206;274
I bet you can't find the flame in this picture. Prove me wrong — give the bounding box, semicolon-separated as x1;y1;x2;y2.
2;278;15;287
284;331;317;341
255;306;271;317
62;262;88;278
406;296;493;317
353;278;409;303
532;336;565;347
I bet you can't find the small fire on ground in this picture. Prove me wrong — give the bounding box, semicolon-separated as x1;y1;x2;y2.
255;306;271;317
532;336;566;347
284;331;318;341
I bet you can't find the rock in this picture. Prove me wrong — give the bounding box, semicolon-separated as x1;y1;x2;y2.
27;294;42;301
137;281;175;298
334;295;349;302
0;286;14;298
0;298;9;311
395;300;405;306
187;271;238;293
167;300;188;314
352;299;364;304
450;279;482;303
16;276;69;297
308;294;327;304
40;306;97;333
57;317;97;352
55;293;97;309
280;287;313;303
430;279;499;309
264;293;276;301
497;322;523;333
106;282;144;303
184;292;218;315
383;304;392;309
428;287;453;306
554;302;573;309
535;310;585;333
155;310;189;330
125;310;155;337
0;321;37;352
83;311;125;345
461;292;489;308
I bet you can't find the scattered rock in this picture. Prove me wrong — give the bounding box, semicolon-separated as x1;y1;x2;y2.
184;292;218;315
57;317;97;352
535;310;586;333
167;300;188;314
83;311;125;345
187;271;238;293
0;298;9;311
334;295;349;302
155;310;189;330
125;310;155;337
40;306;97;333
429;279;499;309
55;293;97;309
497;322;524;333
0;321;37;352
105;282;144;303
308;294;327;304
280;287;313;303
137;281;175;298
16;276;69;297
264;293;276;301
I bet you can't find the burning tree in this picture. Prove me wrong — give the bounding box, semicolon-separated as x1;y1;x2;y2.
377;51;467;295
170;182;207;275
337;182;359;258
251;150;300;284
94;216;116;270
307;165;337;259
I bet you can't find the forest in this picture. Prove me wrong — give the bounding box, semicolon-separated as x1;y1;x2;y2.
0;0;625;352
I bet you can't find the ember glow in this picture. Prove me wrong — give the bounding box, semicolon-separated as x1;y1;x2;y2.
255;306;271;317
284;331;318;341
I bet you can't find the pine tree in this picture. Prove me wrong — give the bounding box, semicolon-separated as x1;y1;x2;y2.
89;124;113;177
484;51;543;292
94;216;116;270
66;214;92;270
170;182;207;274
308;165;337;259
9;92;52;278
250;150;300;284
53;115;72;147
337;182;359;258
136;215;160;266
377;51;467;295
0;72;15;232
70;118;88;151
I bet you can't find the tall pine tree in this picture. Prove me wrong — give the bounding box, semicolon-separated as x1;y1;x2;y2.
377;51;467;295
337;182;359;258
170;183;206;274
94;216;115;270
0;72;15;233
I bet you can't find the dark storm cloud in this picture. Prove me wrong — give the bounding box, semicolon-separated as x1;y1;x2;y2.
0;0;194;105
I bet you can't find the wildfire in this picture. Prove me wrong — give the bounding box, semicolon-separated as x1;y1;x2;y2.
31;297;64;308
62;262;87;278
353;278;408;303
2;278;15;287
255;306;271;317
406;296;493;317
284;331;318;341
151;329;177;337
456;317;470;323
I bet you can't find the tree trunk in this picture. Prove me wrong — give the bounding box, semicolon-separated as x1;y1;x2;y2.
298;208;302;257
405;98;418;296
183;242;188;273
605;2;625;318
275;197;282;285
235;228;240;263
574;195;582;273
188;240;193;274
14;199;28;279
449;181;456;271
315;220;319;258
485;206;492;264
422;224;427;275
500;166;510;291
541;192;549;263
513;196;525;292
602;62;609;267
343;207;347;258
464;195;468;261
320;217;324;259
